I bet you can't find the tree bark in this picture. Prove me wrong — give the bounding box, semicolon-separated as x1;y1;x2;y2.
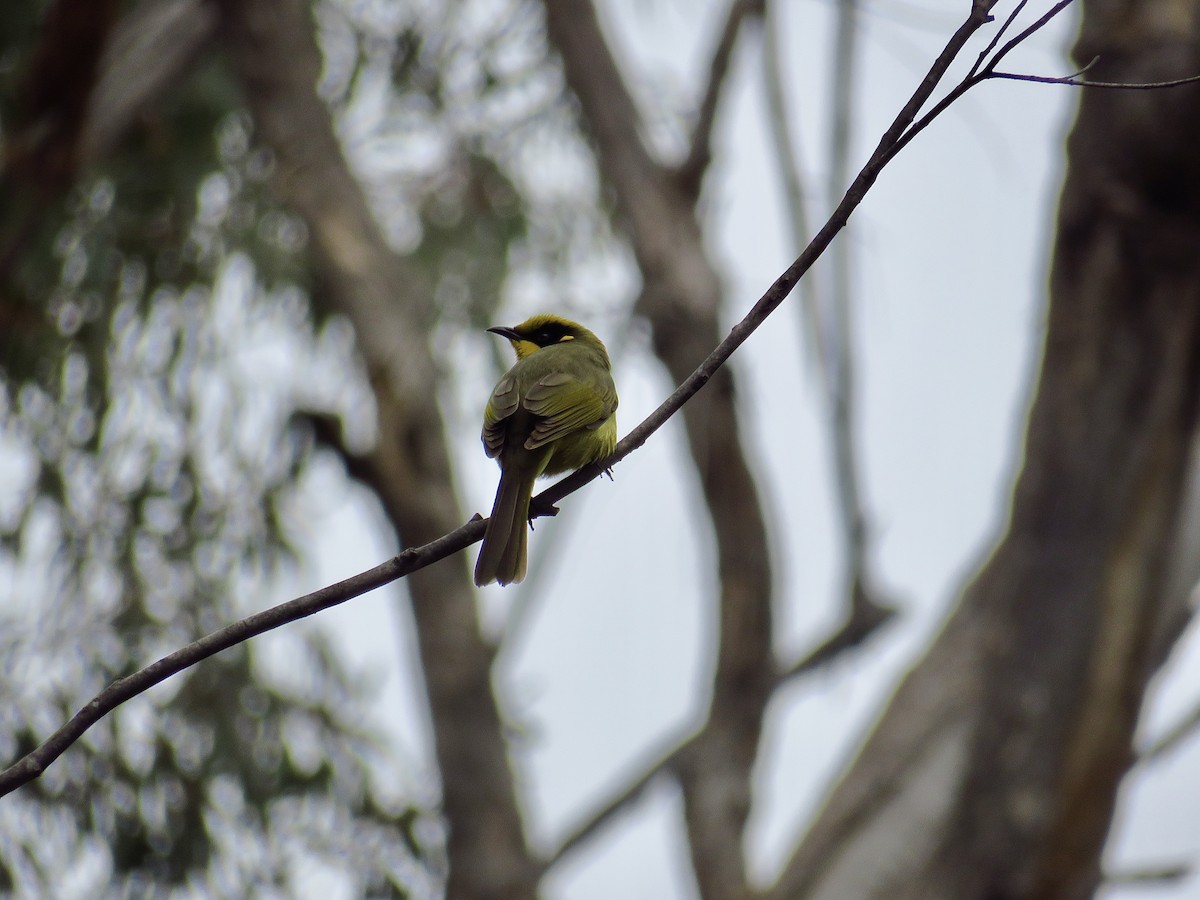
214;1;540;896
772;3;1200;897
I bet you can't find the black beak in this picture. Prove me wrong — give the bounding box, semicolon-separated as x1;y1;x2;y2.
487;326;523;341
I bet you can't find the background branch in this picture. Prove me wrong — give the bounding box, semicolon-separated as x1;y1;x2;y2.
544;725;697;868
989;69;1200;88
823;0;887;616
675;0;764;197
1139;699;1200;766
761;0;829;368
1104;863;1193;887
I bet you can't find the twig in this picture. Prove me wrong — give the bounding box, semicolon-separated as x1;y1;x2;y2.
966;0;1027;81
764;0;890;627
989;70;1200;90
868;0;1074;175
1138;699;1200;766
542;725;698;868
297;410;379;488
0;0;1081;800
775;583;897;684
979;0;1074;78
824;0;890;618
675;0;764;197
1103;863;1193;887
761;0;828;375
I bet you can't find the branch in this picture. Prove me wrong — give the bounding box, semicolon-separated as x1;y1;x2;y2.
775;582;898;684
1138;698;1200;766
0;517;485;798
821;0;897;625
868;0;1075;174
0;0;1082;801
965;0;1028;81
675;0;764;197
761;0;895;685
989;69;1200;89
543;725;698;868
0;0;213;279
761;0;827;374
1103;863;1193;887
80;0;219;165
295;410;380;489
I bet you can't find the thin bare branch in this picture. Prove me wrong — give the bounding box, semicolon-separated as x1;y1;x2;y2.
868;0;1077;175
775;584;898;684
1104;863;1193;887
828;0;862;214
988;69;1200;89
966;0;1028;80
1139;699;1200;766
985;0;1076;74
675;0;764;197
0;517;485;798
761;0;827;374
297;411;381;489
823;0;893;622
543;725;697;868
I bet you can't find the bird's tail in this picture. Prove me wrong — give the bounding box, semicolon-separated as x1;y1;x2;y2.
474;464;537;586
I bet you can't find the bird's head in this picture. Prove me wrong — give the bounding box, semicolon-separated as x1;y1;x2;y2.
487;314;608;362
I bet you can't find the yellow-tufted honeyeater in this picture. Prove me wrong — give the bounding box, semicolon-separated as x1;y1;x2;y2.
474;315;618;586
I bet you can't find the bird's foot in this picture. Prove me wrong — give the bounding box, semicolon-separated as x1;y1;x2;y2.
529;496;560;524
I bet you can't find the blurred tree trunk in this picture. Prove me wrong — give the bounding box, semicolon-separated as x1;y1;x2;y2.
213;1;541;897
770;2;1200;898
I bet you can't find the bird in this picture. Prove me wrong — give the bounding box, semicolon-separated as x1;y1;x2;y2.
474;314;618;587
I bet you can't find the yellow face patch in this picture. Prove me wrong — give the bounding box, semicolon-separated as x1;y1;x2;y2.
559;335;574;341
513;339;542;359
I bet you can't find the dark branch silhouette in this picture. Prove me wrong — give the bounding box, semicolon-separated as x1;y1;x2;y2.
990;69;1200;89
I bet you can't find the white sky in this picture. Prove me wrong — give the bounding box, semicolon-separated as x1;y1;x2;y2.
289;1;1200;898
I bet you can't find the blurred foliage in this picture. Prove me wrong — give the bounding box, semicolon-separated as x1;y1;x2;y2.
0;0;626;894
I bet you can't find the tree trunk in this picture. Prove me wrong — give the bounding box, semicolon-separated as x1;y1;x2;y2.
215;1;541;896
772;3;1200;897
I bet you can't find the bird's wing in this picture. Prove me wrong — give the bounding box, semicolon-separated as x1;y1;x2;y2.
482;373;519;458
522;371;617;450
